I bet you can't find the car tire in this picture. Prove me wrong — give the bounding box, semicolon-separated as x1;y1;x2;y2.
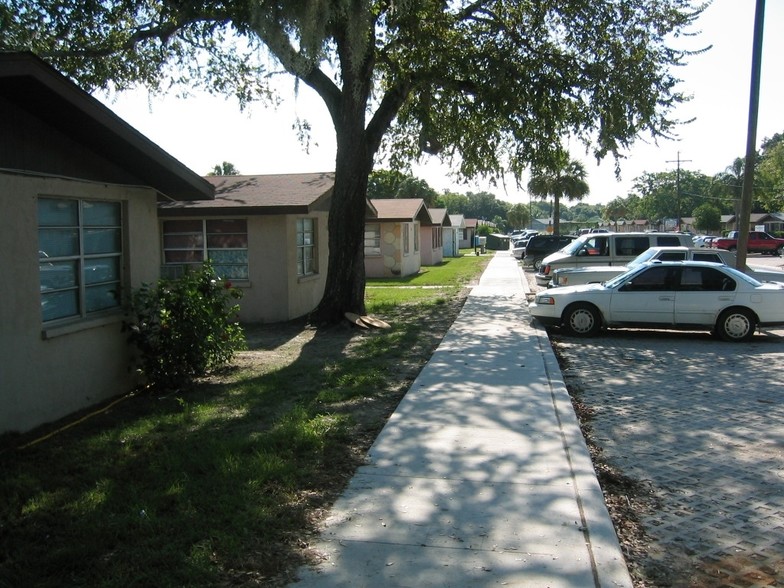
727;245;737;252
562;303;601;337
715;308;756;342
532;257;543;271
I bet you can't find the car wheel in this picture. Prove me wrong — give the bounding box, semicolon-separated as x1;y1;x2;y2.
532;257;543;271
727;245;737;252
563;303;601;337
715;308;756;342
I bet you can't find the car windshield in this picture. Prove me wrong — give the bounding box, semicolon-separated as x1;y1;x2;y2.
604;265;647;289
627;248;660;267
562;235;590;255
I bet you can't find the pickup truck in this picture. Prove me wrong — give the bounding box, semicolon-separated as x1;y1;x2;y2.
712;231;784;255
549;246;784;288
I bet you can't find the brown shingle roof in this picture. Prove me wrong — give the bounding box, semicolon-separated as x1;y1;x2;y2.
369;198;433;225
428;208;451;226
158;172;334;216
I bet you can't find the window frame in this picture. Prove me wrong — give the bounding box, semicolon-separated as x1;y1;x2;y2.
162;218;249;281
364;223;382;256
296;217;318;277
38;196;123;324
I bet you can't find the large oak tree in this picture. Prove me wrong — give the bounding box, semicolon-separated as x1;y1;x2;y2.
2;0;705;322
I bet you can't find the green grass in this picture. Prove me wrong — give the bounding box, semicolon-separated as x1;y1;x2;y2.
0;252;489;587
366;251;487;309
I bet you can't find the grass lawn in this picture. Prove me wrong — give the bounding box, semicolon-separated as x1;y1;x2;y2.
0;252;490;587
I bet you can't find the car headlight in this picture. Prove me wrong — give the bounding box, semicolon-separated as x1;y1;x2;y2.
536;295;556;305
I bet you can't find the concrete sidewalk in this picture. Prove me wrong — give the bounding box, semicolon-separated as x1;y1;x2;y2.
292;251;632;587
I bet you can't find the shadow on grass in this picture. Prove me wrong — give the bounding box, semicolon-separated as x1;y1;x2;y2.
0;301;459;587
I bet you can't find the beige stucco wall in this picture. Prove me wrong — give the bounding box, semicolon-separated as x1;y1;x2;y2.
163;211;329;324
0;173;160;434
241;212;329;322
420;226;444;266
364;222;421;278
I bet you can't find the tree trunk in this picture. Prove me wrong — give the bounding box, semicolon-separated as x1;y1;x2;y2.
311;101;376;325
552;194;561;235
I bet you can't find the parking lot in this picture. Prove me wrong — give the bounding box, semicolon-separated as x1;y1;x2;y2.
524;256;784;586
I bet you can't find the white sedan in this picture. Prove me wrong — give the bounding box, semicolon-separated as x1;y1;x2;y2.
529;261;784;342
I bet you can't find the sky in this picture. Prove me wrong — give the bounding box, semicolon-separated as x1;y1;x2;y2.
100;0;783;207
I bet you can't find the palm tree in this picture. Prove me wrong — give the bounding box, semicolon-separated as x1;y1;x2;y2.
528;154;590;235
713;158;744;229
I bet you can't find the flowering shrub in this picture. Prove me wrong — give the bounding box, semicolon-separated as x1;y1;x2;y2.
125;262;245;390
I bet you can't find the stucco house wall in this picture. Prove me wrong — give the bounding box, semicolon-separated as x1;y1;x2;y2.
158;173;333;323
159;211;330;323
0;174;160;434
1;52;214;435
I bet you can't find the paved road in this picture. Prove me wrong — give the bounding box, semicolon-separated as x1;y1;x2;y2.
525;264;784;586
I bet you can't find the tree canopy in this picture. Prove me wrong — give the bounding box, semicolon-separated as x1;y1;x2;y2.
2;0;707;322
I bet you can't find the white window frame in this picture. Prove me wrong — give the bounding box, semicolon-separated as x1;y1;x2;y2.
403;223;410;255
297;217;317;277
364;223;382;256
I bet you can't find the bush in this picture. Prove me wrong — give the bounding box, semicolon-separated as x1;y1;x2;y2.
125;263;246;390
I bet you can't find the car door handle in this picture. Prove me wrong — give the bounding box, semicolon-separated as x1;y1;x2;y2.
718;295;733;300
658;296;674;301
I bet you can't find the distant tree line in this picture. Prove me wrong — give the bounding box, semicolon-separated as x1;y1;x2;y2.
369;130;784;234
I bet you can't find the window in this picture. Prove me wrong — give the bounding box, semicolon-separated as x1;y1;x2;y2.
38;197;122;323
581;236;609;256
621;266;677;292
364;224;381;256
403;223;410;254
656;235;685;247
162;219;248;280
617;237;650;256
297;218;317;276
432;226;443;249
413;223;420;252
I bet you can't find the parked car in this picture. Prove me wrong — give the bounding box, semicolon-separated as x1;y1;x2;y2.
692;235;710;247
529;261;784;342
535;231;693;286
511;231;540;259
549;246;784;287
712;231;784;255
522;234;577;269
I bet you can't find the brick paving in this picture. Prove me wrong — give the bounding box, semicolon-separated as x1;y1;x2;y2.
525;268;784;586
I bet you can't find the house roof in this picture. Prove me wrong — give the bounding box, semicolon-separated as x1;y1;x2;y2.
369;198;433;225
158;172;334;216
464;218;478;228
449;214;466;228
0;52;213;201
427;208;452;226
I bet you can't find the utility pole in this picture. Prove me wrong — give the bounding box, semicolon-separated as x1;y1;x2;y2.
666;152;692;231
737;0;766;271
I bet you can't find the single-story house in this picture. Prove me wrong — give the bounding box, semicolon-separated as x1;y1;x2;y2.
459;218;478;249
365;198;432;277
0;52;214;435
720;213;784;235
420;207;451;266
445;214;465;257
158;173;333;323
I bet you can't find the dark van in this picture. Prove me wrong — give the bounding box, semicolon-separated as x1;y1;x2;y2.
523;234;577;270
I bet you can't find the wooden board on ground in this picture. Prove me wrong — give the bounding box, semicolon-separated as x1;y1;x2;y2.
360;315;391;329
344;312;369;328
